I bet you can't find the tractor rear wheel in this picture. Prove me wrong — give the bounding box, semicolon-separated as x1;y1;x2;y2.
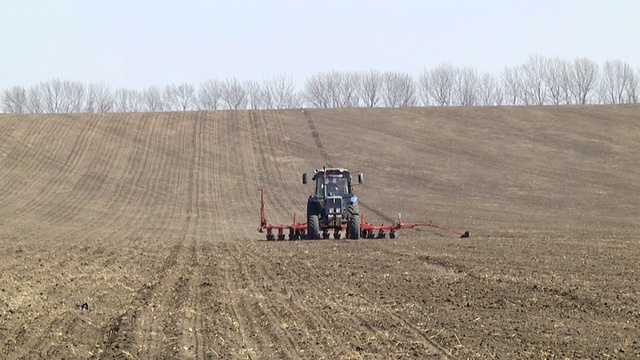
347;213;360;239
307;214;320;239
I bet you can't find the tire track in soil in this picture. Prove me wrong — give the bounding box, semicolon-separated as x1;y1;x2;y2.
148;115;182;239
291;255;456;359
127;114;176;241
284;264;392;353
99;114;198;359
224;242;316;359
99;240;183;360
220;246;258;359
238;244;335;358
101;113;168;238
139;114;188;240
46;115;125;242
0;116;71;195
375;243;610;319
144;115;198;359
282;257;417;355
6;115;105;241
179;112;206;360
114;113;155;239
371;243;483;280
205;112;262;355
217;111;238;239
217;242;314;359
121;114;206;359
79;113;152;240
0;116;61;197
300;111;454;357
302;111;396;224
232;111;265;238
148;114;197;359
250;111;301;234
266;111;308;224
39;114;119;241
0;115;94;229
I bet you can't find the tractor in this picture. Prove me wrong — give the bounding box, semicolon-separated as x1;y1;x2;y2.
257;168;469;241
303;167;364;239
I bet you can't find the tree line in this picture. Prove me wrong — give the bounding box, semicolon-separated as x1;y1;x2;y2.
2;56;638;114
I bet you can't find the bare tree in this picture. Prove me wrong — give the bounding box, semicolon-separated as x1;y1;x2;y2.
221;78;248;110
303;73;331;108
60;81;86;113
501;66;525;105
114;89;141;112
600;60;635;104
85;82;113;113
570;58;599;104
629;68;639;103
164;83;195;111
27;85;44;113
359;70;383;107
39;79;65;113
303;71;360;108
560;63;574;105
455;67;479;106
478;72;500;105
341;72;361;107
522;55;547;105
163;84;177;111
176;83;196;111
1;86;28;113
382;72;416;107
142;86;165;112
6;56;640;113
325;71;347;108
246;80;265;110
197;79;222;110
325;71;343;108
265;73;299;109
418;69;432;106
425;63;457;106
542;57;569;105
494;82;505;106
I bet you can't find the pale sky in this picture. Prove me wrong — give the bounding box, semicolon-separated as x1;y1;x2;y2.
1;0;638;90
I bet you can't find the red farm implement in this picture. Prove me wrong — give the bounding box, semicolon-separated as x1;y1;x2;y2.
257;184;469;241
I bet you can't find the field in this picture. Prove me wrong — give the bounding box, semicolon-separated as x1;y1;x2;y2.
1;106;639;359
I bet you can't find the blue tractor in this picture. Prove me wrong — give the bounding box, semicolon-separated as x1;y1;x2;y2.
302;167;364;239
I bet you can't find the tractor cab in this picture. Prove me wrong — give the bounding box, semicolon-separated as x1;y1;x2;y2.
303;168;363;198
316;169;349;198
302;167;364;239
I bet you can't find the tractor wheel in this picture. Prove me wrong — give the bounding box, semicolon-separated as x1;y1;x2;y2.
307;214;320;240
347;214;361;239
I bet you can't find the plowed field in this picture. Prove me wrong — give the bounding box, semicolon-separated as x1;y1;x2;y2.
1;106;639;359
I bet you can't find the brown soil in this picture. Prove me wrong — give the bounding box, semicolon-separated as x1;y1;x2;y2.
0;106;639;359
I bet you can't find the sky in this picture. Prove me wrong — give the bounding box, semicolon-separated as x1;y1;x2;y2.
1;0;639;90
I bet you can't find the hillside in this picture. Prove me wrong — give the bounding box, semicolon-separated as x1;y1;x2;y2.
1;106;639;358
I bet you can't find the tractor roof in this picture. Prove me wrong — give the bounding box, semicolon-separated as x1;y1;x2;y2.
317;167;349;173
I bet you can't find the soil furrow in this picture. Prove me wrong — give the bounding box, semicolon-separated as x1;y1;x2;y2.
99;240;184;359
0;115;58;194
301;110;397;225
0;115;93;229
2;107;640;359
